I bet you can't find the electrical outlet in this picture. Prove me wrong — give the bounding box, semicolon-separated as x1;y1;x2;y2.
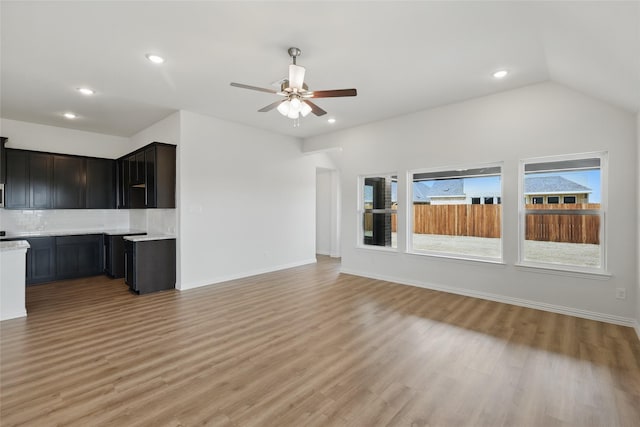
615;288;626;300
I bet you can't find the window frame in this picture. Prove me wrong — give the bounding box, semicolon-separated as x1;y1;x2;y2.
407;162;504;263
357;173;398;252
517;151;608;274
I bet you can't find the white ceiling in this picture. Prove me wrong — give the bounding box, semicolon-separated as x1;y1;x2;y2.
1;1;638;139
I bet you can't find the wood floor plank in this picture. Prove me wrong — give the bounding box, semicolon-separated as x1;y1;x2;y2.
1;256;639;426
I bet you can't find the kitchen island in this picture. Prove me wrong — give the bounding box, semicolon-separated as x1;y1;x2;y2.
1;240;29;320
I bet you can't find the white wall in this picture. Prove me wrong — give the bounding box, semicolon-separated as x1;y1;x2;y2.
316;169;332;255
637;113;640;336
128;112;180;153
304;82;638;324
1;118;130;158
177;111;334;289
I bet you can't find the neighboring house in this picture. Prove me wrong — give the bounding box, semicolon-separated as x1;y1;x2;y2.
413;179;500;205
524;176;591;204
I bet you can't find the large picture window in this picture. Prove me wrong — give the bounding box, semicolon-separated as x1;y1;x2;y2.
359;174;397;249
409;164;502;261
519;153;606;272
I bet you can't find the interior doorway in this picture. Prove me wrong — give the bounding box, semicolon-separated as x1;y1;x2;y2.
316;168;340;258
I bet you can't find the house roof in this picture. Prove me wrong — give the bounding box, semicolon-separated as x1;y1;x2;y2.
524;176;591;195
414;179;465;202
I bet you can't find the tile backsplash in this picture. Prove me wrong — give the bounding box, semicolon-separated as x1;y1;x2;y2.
0;209;130;233
129;209;176;235
1;208;176;235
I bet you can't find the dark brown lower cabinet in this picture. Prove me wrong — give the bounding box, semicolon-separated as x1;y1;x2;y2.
26;237;56;284
55;235;104;280
104;233;145;278
124;238;175;294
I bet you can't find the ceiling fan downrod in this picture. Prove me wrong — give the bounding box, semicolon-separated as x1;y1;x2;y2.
288;47;301;65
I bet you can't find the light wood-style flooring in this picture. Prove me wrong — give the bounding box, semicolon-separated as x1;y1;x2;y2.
1;256;639;426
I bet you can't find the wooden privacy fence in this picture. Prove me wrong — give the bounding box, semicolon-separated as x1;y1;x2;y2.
389;203;600;244
524;203;600;244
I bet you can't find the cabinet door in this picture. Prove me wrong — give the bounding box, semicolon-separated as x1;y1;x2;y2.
119;158;129;208
0;137;6;185
5;149;29;208
86;158;115;209
56;235;104;279
53;155;85;209
30;152;53;209
27;237;56;284
155;144;176;208
144;146;156;207
124;240;135;288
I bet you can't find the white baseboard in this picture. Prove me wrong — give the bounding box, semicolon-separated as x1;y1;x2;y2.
178;258;317;291
316;250;331;256
635;321;640;342
340;267;637;328
0;308;27;322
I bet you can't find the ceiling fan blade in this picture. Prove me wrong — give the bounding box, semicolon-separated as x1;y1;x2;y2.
304;100;327;116
258;100;285;112
230;82;277;94
310;89;357;98
289;65;306;90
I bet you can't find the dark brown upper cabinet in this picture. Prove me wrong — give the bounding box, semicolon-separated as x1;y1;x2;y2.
86;157;115;209
118;142;175;209
5;149;53;209
53;155;85;209
4;149;115;209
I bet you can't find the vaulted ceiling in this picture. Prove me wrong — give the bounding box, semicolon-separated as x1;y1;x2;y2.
1;1;638;138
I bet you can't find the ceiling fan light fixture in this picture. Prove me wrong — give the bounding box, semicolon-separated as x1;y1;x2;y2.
277;100;291;116
289;97;302;111
300;101;312;117
287;109;300;119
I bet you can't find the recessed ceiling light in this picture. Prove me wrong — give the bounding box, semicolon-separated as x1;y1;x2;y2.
327;118;336;124
146;54;165;64
77;87;94;96
493;70;508;79
63;112;77;119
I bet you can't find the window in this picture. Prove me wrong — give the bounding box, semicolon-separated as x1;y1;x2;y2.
532;196;544;204
519;153;606;272
359;174;397;249
409;164;502;261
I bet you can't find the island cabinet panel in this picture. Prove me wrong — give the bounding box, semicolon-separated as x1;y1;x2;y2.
124;238;175;294
53;155;85;209
55;235;104;280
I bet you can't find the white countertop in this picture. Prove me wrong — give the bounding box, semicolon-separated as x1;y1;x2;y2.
0;240;30;252
1;229;146;239
124;234;176;242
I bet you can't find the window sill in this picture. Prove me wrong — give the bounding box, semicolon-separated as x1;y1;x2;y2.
514;262;611;280
406;250;505;266
356;245;399;254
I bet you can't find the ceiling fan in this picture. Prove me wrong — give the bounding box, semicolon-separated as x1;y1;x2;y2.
230;47;357;125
